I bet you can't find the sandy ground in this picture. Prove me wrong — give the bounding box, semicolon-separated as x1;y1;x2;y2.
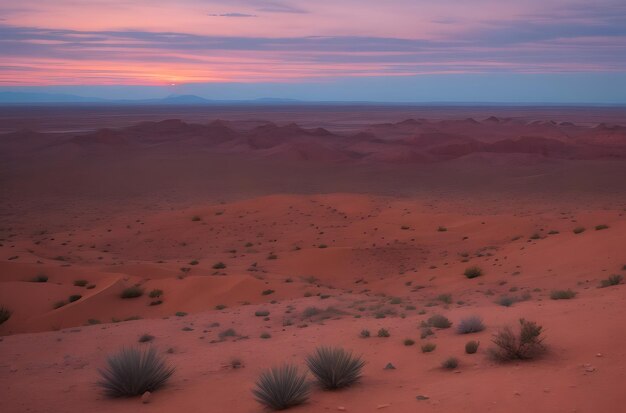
1;109;625;413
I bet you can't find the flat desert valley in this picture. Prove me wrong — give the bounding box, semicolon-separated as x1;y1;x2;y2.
1;105;625;413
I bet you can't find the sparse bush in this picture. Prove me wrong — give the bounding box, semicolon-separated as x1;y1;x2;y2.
550;289;576;300
149;289;163;298
74;280;88;287
600;274;623;288
302;307;321;318
191;215;202;222
360;329;370;338
138;334;154;343
306;346;365;390
465;340;480;354
436;293;452;304
489;318;546;362
97;347;174;397
427;314;452;329
212;262;226;269
457;316;485;334
175;311;187;317
121;286;143;299
255;310;270;317
252;364;310;410
260;332;272;339
437;226;447;232
420;327;433;339
573;227;585;234
53;300;66;309
0;306;11;325
389;297;402;304
464;266;483;279
421;342;436;353
68;294;82;303
215;304;227;310
31;274;48;283
441;357;458;369
403;338;415;346
377;328;390;337
262;289;275;296
595;224;609;231
219;328;237;339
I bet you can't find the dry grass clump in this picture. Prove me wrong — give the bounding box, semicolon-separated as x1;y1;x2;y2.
306;346;365;390
253;364;310;410
489;318;546;362
457;315;485;334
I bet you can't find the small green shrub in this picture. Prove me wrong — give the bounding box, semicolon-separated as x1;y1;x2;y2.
464;266;483;279
403;338;415;346
97;346;174;397
148;289;163;298
377;328;390;337
0;306;11;325
465;340;480;354
306;346;365;389
212;262;226;269
421;342;436;353
441;357;458;369
252;364;310;410
121;286;143;299
427;314;452;329
550;289;576;300
360;329;370;338
600;274;623;288
260;332;272;339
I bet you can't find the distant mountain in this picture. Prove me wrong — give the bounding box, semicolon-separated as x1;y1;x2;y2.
157;94;212;104
0;91;107;103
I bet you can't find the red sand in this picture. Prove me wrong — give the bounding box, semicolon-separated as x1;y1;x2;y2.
1;109;625;412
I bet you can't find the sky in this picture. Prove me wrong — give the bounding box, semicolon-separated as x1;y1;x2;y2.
1;0;625;102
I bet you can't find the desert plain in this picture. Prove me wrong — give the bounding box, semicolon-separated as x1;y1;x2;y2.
1;105;625;413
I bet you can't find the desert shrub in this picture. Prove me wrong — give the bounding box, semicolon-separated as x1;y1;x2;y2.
0;306;11;325
306;346;365;390
421;342;436;353
550;289;576;300
121;286;143;299
318;244;328;249
252;364;310;410
215;304;227;310
360;329;370;338
53;300;66;309
441;357;458;369
212;262;226;269
255;310;270;317
497;296;516;307
74;279;88;287
189;260;199;265
149;289;163;298
302;307;321;318
403;338;415;346
457;316;485;334
464;266;483;279
427;314;452;329
68;294;82;303
437;226;447;232
97;347;174;397
31;274;48;283
175;311;187;317
191;215;202;221
465;340;480;354
436;294;452;304
600;274;623;288
260;332;272;339
219;328;237;339
489;318;546;362
595;224;609;230
377;328;390;337
389;297;402;304
573;227;585;234
138;334;154;343
420;327;433;339
262;289;275;296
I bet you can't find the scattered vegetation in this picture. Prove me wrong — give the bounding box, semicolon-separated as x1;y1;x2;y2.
121;287;143;299
260;332;272;339
148;289;163;298
421;342;436;353
252;364;310;410
573;227;585;234
262;289;275;296
68;294;82;303
457;315;485;334
427;314;452;329
191;215;202;222
464;266;483;279
403;338;415;346
437;226;448;232
550;289;576;300
212;262;226;269
465;340;480;354
377;328;390;337
73;280;88;287
436;293;452;304
360;329;370;338
595;224;609;231
255;310;270;317
306;346;365;390
138;334;154;343
0;306;11;325
219;328;237;339
489;318;546;362
600;274;623;288
31;274;48;283
97;347;174;397
441;357;458;369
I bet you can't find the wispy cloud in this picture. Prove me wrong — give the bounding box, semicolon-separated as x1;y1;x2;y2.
208;12;257;18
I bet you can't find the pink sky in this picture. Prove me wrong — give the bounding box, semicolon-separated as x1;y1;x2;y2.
0;0;625;87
